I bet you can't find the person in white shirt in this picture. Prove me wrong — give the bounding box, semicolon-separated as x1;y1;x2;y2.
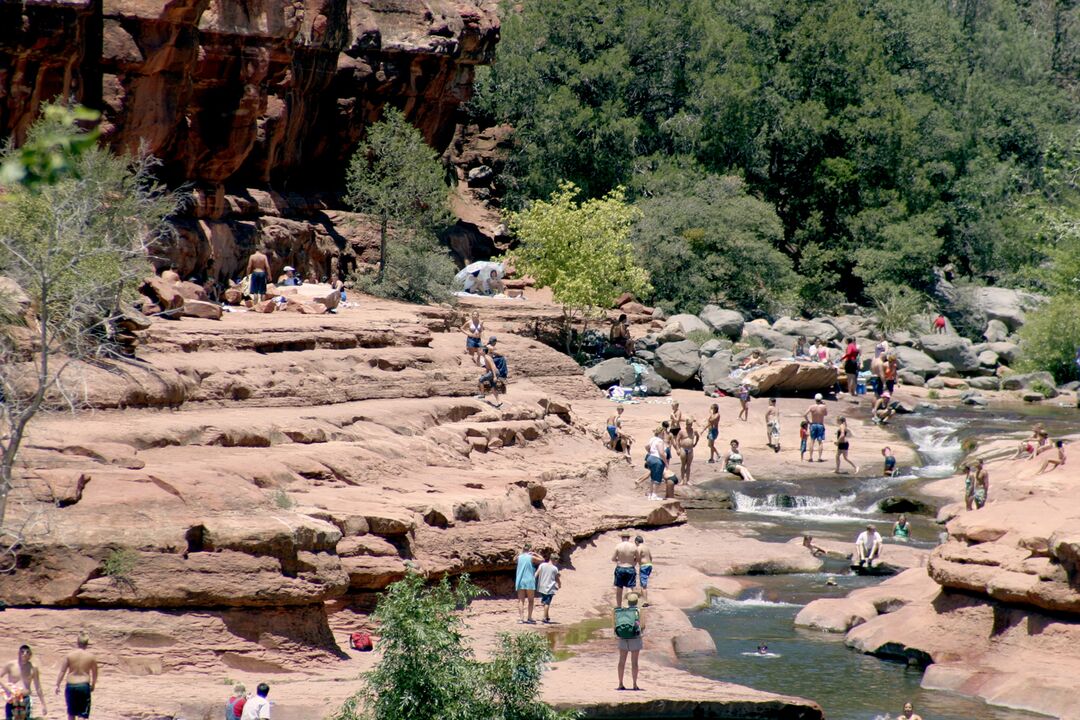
642;428;668;501
854;525;883;568
534;551;562;623
241;683;271;719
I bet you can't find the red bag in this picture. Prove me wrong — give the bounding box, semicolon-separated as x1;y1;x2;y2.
350;631;373;651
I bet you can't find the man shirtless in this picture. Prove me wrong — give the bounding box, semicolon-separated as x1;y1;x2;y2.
803;394;828;462
612;531;640;608
634;536;654;606
2;645;47;719
677;418;700;486
477;345;502;408
55;633;97;720
245;249;271;304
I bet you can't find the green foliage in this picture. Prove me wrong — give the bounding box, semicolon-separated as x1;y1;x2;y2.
869;285;928;335
686;329;719;346
476;0;1080;308
927;389;940;400
102;548;138;580
355;233;457;305
630;162;795;315
345;108;452;281
330;572;574;720
505;183;650;315
0;105;101;189
1016;295;1080;383
272;489;293;510
1030;379;1056;397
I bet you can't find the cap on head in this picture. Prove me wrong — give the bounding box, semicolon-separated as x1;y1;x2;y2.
867;524;876;530
77;632;90;648
814;393;823;400
283;265;295;272
882;391;892;398
626;592;640;605
620;530;631;538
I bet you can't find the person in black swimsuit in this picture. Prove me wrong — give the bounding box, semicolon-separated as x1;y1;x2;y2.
834;417;859;474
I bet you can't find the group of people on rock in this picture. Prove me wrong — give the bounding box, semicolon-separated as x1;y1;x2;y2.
1;635;97;720
462;311;509;408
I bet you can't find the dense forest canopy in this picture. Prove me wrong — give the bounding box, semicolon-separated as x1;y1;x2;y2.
470;0;1080;316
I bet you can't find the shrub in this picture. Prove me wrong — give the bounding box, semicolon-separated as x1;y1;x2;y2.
927;389;940;400
686;329;719;346
103;548;138;580
869;285;927;335
355;233;457;305
1016;295;1080;382
1030;379;1055;397
272;489;293;510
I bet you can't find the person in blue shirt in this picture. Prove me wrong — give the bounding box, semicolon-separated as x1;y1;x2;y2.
514;543;544;624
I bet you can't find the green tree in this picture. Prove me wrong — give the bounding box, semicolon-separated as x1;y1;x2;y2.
1016;295;1080;383
345;108;452;283
505;183;650;351
0;104;177;535
329;572;574;720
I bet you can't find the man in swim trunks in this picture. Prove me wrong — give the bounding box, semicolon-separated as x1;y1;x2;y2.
54;633;97;720
803;394;828;462
1;645;47;720
607;406;625;451
971;459;989;509
881;446;897;476
677;418;700;486
245;249;271;304
706;404;720;463
634;536;653;607
612;531;640;608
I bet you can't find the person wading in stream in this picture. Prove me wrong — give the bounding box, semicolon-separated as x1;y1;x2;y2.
614;592;645;691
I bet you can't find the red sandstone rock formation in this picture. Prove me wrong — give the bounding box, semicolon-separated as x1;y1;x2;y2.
0;0;501;281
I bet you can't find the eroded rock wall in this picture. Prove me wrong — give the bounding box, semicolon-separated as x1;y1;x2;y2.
0;0;500;280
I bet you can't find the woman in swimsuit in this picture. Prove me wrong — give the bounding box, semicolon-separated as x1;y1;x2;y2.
462;312;484;367
884;355;898;394
669;402;683;434
892;513;910;540
678;418;700;486
737;384;750;422
724;440;756;481
833;417;859;474
706;404;720;463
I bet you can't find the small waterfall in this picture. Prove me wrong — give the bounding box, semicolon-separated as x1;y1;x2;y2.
906;419;965;478
732;491;864;522
708;589;803;611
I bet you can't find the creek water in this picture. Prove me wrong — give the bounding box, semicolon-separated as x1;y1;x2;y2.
681;403;1078;720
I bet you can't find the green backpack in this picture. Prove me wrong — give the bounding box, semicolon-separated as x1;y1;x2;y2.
614;607;641;639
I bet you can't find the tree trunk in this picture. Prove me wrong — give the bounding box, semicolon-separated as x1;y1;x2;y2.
377;218;389;283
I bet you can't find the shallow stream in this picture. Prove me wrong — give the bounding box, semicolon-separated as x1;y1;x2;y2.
681;403;1078;720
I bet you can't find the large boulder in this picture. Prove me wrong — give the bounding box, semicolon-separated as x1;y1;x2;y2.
180;300;223;320
973;341;1020;365
741;321;798;350
700;354;737;394
698;305;744;339
586;358;636;389
698;339;728;357
665;313;710;337
828;315;875;339
772;316;838;341
654;340;701;384
917;334;979;373
953;285;1046;332
983;319;1009;343
742;362;838;395
174;280;208;302
140;276;184;313
1001;371;1059;398
640;368;671;396
891;345;939;378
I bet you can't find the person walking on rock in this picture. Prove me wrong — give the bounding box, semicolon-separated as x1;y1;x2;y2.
706;404;721;463
614;592;645;691
55;632;97;720
841;337;860;396
612;531;639;608
462;311;484;367
245;249;271;305
834;417;859;474
765;398;780;452
642;427;668;501
803;394;828;462
677;418;700;486
477;343;503;408
240;683;271;720
635;536;653;607
971;459;990;509
534;550;562;624
515;543;544;623
1;645;47;720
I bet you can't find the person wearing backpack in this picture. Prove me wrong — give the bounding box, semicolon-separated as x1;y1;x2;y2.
226;683;247;720
614;592;645;691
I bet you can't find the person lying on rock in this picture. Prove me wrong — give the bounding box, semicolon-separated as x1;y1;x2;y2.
1038;440;1066;474
724;440;756;481
853;524;882;568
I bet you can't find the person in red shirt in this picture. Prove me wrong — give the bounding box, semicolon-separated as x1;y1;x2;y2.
841;337;860;396
933;314;947;334
227;683;247;720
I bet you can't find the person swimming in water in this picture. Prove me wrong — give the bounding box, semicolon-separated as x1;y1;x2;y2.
756;644;768;655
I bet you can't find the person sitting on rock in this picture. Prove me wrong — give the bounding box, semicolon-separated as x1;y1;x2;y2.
278;265;301;286
933;313;947;334
853;524;882;568
792;336;808;359
609;313;633;356
872;391;896;424
881;446;897;476
724;440;756;481
802;535;825;557
484;268;505;295
1038;440;1066;474
1013;423;1048;460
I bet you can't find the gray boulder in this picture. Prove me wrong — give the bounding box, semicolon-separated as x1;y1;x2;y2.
741;321;798;350
918;334;980;373
963;394;988;406
652;306;667;321
936;362;959;378
640;368;671;396
657;322;686;344
926;377;945;389
886;330;915;347
977;350;999;367
1001;371;1058;398
772;316;838;341
585;358;636;389
666;313;711;336
1060;381;1080;392
766;348;791;361
701;354;737;394
654;340;701;384
983;319;1009;343
828;314;873;339
635;335;659;352
891;345;939;378
1022;391;1045;403
698;305;745;339
897;370;925;387
698;339;727;357
967;376;1001;391
635;350;656;363
975;341;1019;365
954;285;1046;332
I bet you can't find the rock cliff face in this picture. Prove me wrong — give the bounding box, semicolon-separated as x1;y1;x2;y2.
0;0;500;280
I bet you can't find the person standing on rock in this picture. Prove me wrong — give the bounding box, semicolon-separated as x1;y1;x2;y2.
534;550;562;624
834;417;859;474
933;313;947;334
971;459;990;509
614;592;645;691
884;354;898;395
515;543;544;624
737;384;751;421
612;531;640;608
677;418;700;486
1;645;46;720
245;248;271;305
765;398;780;452
803;394;828;462
477;343;503;408
869;352;885;398
226;683;247;720
841;337;861;396
642;427;668;501
239;683;271;720
607;406;625;451
54;632;97;720
706;404;720;464
634;536;653;607
462;311;484;367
